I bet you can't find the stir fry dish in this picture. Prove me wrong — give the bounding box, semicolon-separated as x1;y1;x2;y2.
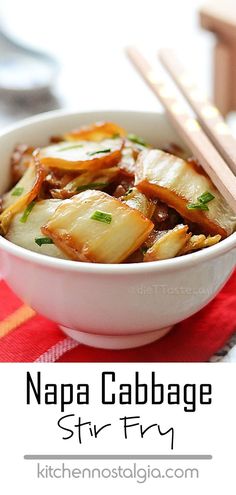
1;121;236;264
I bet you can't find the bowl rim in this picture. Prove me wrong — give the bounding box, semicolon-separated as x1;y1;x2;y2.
0;107;236;275
0;107;179;138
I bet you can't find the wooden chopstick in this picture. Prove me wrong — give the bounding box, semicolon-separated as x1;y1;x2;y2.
158;48;236;176
126;46;236;214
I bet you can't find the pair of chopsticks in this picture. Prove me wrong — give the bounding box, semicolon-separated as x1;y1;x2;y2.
126;47;236;214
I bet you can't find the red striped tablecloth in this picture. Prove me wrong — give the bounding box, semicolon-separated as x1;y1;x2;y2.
0;272;235;362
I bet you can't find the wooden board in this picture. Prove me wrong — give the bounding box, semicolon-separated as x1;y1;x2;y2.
214;41;233;115
200;1;236;41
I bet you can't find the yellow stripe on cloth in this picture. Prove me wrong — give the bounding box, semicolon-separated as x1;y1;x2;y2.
0;304;36;339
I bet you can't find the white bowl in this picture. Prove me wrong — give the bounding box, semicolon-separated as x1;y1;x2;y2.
0;110;235;350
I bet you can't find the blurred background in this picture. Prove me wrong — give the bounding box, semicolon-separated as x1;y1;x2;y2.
0;0;234;129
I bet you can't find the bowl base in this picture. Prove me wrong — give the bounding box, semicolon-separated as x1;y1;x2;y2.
60;326;172;350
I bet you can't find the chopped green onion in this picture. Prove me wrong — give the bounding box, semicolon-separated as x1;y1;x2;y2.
198;191;215;204
90;210;112;224
88;148;111;156
187;191;215;211
20;201;36;223
35;237;54;246
127;133;147;147
76;182;108;192
111;133;120;139
187;203;209;211
11;187;24;197
59;143;83;151
124;188;134;196
140;246;148;255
